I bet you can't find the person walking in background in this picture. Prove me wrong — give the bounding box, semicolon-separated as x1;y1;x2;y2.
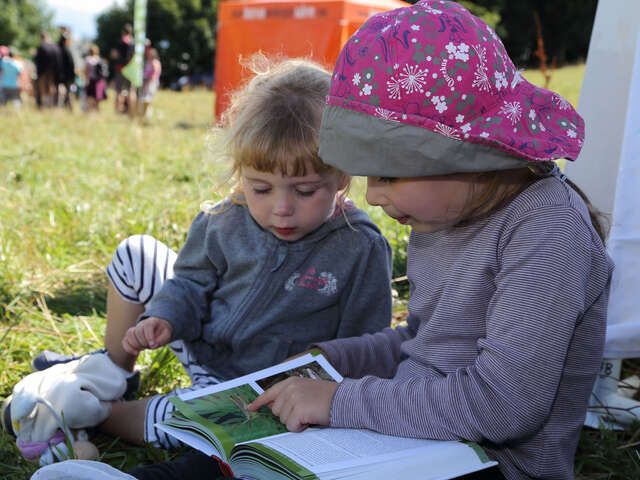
0;47;24;108
0;45;8;104
84;44;108;113
112;23;134;114
33;31;61;108
57;27;75;110
15;49;33;102
140;47;161;119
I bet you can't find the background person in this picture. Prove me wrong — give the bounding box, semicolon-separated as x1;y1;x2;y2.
0;45;8;104
0;48;24;108
112;23;134;114
33;31;61;108
15;49;34;101
140;47;161;118
84;44;108;113
57;28;75;110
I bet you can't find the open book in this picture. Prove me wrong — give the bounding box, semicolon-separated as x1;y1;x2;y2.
157;352;498;480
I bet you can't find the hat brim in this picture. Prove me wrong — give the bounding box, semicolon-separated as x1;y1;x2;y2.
319;104;527;177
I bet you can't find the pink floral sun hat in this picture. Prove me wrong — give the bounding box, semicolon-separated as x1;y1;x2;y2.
318;0;585;177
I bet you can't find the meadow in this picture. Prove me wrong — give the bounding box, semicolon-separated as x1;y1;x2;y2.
1;64;639;478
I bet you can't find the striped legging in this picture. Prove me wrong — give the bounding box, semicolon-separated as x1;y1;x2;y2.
106;234;220;448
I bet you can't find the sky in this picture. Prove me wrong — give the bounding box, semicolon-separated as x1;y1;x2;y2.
46;0;126;40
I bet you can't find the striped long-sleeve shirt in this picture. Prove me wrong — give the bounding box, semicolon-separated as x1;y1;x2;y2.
317;176;613;479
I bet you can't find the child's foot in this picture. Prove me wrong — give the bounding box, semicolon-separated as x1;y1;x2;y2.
31;349;141;399
31;349;108;371
1;395;15;437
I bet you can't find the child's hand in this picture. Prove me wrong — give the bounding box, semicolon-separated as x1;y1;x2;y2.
122;316;172;355
248;378;339;432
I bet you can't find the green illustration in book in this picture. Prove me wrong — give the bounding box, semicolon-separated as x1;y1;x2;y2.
172;384;287;445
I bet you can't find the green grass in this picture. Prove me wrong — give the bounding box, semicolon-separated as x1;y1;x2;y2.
1;65;639;478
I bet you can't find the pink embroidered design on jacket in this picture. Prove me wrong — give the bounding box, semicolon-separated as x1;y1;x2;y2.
285;268;337;296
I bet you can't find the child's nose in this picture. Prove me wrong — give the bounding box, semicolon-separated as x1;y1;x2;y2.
273;193;294;216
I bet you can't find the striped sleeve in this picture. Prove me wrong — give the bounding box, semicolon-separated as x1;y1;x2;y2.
317;314;418;379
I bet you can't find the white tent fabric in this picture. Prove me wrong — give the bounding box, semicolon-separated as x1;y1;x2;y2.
602;29;640;359
565;0;640;359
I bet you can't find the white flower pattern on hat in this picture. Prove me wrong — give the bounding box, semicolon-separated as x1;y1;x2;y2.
445;42;470;62
499;101;522;125
399;65;428;94
471;45;491;92
494;71;508;91
375;107;400;122
431;95;447;113
387;77;402;100
435;123;461;139
552;94;572;110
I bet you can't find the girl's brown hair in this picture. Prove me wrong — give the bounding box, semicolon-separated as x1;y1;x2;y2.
216;54;341;199
455;164;608;243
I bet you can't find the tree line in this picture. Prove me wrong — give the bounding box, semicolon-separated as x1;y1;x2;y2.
1;0;597;86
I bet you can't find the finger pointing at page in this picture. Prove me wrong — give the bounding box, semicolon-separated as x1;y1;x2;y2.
249;377;339;432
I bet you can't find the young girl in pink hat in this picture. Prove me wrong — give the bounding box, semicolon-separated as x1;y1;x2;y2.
251;1;614;479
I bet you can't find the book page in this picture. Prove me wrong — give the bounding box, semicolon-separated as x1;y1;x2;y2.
178;353;342;401
243;428;496;477
156;423;219;457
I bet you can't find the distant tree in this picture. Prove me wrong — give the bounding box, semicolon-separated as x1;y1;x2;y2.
0;0;54;54
467;0;597;66
403;0;501;31
95;0;217;86
457;1;500;31
403;0;596;67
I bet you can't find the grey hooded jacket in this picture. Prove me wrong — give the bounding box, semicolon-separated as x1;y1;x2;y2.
141;198;393;380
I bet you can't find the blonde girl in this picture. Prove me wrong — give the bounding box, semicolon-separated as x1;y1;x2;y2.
30;58;393;449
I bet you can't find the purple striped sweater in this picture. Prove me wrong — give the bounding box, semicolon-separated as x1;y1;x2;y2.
317;176;613;479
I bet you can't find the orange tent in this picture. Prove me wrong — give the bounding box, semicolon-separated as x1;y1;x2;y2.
214;0;408;117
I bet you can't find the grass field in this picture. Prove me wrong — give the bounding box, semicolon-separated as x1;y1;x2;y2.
1;64;640;478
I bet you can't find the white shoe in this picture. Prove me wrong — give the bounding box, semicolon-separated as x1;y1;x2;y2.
31;460;137;480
